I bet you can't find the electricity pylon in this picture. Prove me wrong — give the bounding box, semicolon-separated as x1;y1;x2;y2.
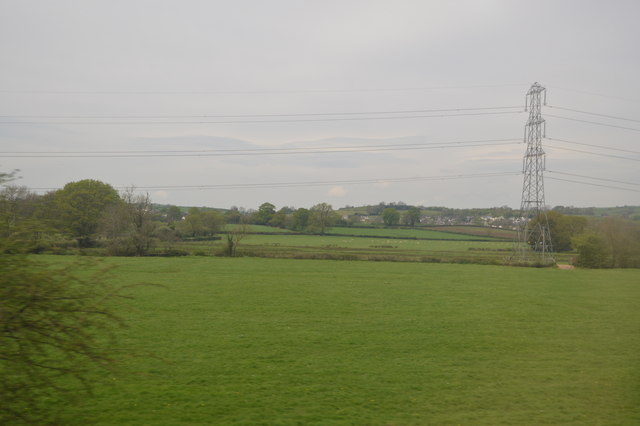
515;82;554;264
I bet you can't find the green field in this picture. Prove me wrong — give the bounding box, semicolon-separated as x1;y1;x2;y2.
222;225;507;241
222;224;294;234
236;234;513;263
179;226;517;264
50;256;639;425
326;226;500;240
433;225;517;240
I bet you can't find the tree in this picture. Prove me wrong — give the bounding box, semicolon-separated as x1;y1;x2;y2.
366;202;387;216
124;190;157;256
310;203;336;235
100;190;158;256
175;208;222;238
528;211;587;252
0;186;36;229
0;232;125;423
567;217;640;268
291;208;311;231
403;207;422;227
100;202;134;255
225;206;243;224
597;217;640;268
53;180;121;247
165;205;183;222
573;233;611;268
253;202;276;225
199;210;224;236
223;222;249;256
269;207;291;228
0;173;21;234
0;187;53;254
176;207;204;237
548;211;587;252
381;207;400;226
155;224;180;253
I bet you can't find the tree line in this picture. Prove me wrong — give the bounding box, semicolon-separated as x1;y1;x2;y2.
0;178;344;257
2;177;639;267
530;210;640;268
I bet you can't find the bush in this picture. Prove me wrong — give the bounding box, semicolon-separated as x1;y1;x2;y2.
573;233;611;268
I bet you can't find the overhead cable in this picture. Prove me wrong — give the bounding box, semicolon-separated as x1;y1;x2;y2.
545;113;640;132
547;105;640;124
0;83;527;96
547;170;640;187
0;110;524;125
546;177;640;193
0;138;520;158
544;144;640;162
29;171;522;192
547;86;640;104
546;137;640;155
0;106;522;119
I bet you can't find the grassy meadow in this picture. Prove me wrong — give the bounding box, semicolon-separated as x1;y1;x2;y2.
179;225;518;264
325;226;501;240
50;256;639;425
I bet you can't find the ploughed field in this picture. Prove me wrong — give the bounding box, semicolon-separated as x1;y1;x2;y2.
54;256;639;425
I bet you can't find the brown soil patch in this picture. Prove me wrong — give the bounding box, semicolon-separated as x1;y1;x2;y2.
557;264;575;270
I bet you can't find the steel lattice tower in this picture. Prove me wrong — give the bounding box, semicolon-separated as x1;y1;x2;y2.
516;82;554;264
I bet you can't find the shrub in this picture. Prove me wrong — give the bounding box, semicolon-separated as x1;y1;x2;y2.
573;233;611;268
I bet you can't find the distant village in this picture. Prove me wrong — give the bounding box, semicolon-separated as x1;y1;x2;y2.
345;212;517;228
338;203;640;229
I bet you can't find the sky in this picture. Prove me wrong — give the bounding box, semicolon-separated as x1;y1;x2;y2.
1;0;639;210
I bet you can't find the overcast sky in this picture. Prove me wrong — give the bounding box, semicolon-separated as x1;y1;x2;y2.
1;0;639;210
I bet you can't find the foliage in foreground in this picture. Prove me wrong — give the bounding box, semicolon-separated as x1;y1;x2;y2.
0;240;125;424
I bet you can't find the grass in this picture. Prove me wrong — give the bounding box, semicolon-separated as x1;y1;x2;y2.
222;224;295;234
233;234;513;263
159;224;518;264
50;256;640;425
175;231;515;263
433;225;517;240
237;234;512;250
224;225;510;240
326;226;503;240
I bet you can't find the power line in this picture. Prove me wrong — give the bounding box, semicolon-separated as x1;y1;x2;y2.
545;113;640;132
0;110;524;125
0;106;523;119
0;138;520;158
546;177;640;193
0;83;527;96
547;105;640;124
548;86;640;104
29;171;522;192
544;143;640;162
547;170;640;187
546;137;640;155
